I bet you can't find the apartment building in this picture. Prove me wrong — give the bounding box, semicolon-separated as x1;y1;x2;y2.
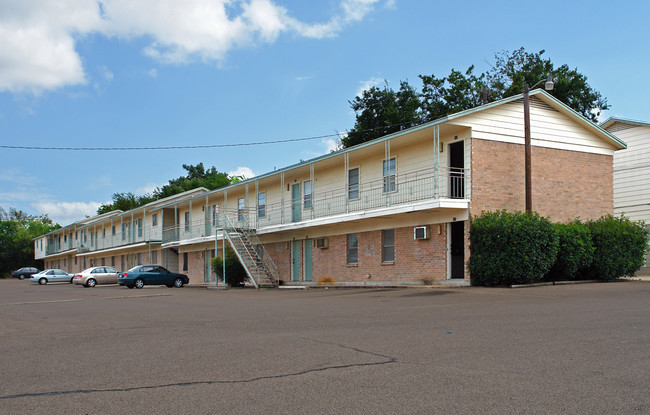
35;90;625;286
601;117;650;275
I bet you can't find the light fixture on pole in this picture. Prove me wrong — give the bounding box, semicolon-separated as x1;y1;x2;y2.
523;75;554;213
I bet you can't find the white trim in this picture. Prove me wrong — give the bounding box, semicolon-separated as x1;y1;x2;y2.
76;242;158;257
41;248;77;259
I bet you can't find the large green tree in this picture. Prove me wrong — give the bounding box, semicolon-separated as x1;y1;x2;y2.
345;48;608;147
97;163;234;214
0;207;60;276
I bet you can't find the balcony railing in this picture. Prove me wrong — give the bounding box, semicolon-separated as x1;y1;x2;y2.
43;224;163;256
162;166;465;244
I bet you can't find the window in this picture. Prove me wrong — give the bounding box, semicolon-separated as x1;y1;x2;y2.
212;205;219;226
137;218;143;237
121;223;126;241
137;253;142;265
383;158;396;193
90;232;94;246
39;240;42;249
257;192;266;218
75;231;78;241
184;212;190;232
111;256;115;267
347;233;358;264
102;228;105;238
303;180;312;209
64;234;67;243
63;258;67;267
348;168;359;200
238;198;245;221
101;257;106;266
151;250;157;264
152;213;158;227
382;229;395;262
183;252;188;271
112;226;116;236
74;257;77;265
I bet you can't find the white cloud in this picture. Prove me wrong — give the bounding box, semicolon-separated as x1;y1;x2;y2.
322;138;340;153
32;200;102;225
146;68;158;78
136;183;161;195
0;168;40;186
228;166;255;179
356;76;383;97
99;65;114;82
0;0;391;93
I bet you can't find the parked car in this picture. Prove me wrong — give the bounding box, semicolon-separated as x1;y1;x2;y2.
118;265;189;289
29;269;74;285
11;267;39;280
73;266;120;287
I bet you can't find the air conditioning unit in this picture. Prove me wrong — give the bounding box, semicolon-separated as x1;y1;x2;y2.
414;226;429;240
315;237;329;249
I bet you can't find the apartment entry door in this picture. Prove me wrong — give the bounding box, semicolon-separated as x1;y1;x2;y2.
204;250;211;283
304;239;313;282
291;183;301;223
449;141;465;198
450;221;465;279
291;240;300;281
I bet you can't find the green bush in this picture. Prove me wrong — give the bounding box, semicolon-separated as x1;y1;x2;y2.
469;210;559;286
545;220;594;281
211;246;248;286
580;215;649;280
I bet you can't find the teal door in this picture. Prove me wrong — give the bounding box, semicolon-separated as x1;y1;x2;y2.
204;250;210;283
304;239;312;282
292;240;300;281
291;183;301;222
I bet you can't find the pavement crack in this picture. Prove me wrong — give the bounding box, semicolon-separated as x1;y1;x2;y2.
1;340;397;400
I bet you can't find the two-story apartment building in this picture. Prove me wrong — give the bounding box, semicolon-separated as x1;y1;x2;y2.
601;117;650;275
35;90;625;286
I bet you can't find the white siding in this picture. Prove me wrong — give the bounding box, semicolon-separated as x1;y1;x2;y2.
455;98;615;155
607;123;650;224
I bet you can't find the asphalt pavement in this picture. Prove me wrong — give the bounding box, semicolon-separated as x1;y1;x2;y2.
1;279;648;414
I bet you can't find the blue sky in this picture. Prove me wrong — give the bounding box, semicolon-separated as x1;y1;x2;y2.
1;0;648;225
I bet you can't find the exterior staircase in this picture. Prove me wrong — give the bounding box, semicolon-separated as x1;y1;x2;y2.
220;212;279;288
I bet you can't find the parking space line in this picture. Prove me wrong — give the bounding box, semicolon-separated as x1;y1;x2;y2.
104;293;173;300
0;299;85;306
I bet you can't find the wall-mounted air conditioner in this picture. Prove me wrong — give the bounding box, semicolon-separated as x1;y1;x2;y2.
414;226;429;240
316;237;329;249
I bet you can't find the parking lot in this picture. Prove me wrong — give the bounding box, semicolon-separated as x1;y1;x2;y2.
1;279;648;414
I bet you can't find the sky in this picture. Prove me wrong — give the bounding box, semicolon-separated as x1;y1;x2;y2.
1;0;649;225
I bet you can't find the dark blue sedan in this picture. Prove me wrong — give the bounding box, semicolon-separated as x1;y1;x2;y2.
118;265;189;289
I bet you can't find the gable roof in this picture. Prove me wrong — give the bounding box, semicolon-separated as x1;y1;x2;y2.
600;117;650;130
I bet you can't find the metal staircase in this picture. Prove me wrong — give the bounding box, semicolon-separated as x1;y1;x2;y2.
220;212;279;288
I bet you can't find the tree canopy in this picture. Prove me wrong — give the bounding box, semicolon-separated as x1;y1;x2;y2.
97;163;234;215
0;207;60;276
345;48;608;147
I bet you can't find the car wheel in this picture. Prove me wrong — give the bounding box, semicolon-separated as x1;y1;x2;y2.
134;278;144;289
174;278;184;288
19;275;25;280
39;278;47;285
86;278;97;288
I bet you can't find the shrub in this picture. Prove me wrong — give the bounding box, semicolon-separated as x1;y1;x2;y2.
469;210;559;286
211;246;248;287
545;220;594;281
580;215;649;280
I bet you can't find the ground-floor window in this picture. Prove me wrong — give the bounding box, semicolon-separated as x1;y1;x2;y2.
151;250;157;263
137;253;142;265
347;233;358;264
382;229;395;262
183;252;188;271
101;257;106;266
111;256;115;267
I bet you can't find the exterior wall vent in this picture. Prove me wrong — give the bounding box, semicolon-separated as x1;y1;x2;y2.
316;237;329;249
414;226;429;240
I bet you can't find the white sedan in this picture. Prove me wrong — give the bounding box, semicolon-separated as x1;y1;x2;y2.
73;266;120;287
29;269;74;285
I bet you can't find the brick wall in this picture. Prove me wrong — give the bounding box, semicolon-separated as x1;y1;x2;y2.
181;250;206;285
471;139;613;221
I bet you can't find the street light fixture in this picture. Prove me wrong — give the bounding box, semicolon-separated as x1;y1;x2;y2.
523;75;554;213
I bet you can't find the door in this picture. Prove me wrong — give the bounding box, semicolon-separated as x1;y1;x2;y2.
450;221;465;279
304;239;313;282
449;141;465;198
204;250;211;283
291;183;301;222
291;240;300;281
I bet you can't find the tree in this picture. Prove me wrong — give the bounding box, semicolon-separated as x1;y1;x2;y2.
0;207;60;276
97;163;233;214
211;246;248;287
344;48;609;147
344;80;422;147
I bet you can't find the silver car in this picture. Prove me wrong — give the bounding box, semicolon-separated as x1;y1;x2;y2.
29;269;74;285
73;266;120;287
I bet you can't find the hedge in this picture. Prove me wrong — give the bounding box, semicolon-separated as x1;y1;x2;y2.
211;246;248;287
545;220;594;281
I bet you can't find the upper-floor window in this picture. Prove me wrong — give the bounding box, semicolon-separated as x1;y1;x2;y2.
112;226;116;236
347;233;359;265
152;213;158;227
121;223;126;241
90;232;94;246
64;234;67;243
212;204;219;226
102;228;106;238
75;231;78;241
184;211;190;232
137;218;143;237
238;198;245;221
303;180;313;209
348;168;360;200
257;192;266;218
382;229;395;262
383;158;396;193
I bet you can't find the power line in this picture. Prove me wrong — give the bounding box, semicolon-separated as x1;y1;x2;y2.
0;122;415;151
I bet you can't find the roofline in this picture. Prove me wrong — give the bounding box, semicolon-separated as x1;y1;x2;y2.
599;116;650;130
